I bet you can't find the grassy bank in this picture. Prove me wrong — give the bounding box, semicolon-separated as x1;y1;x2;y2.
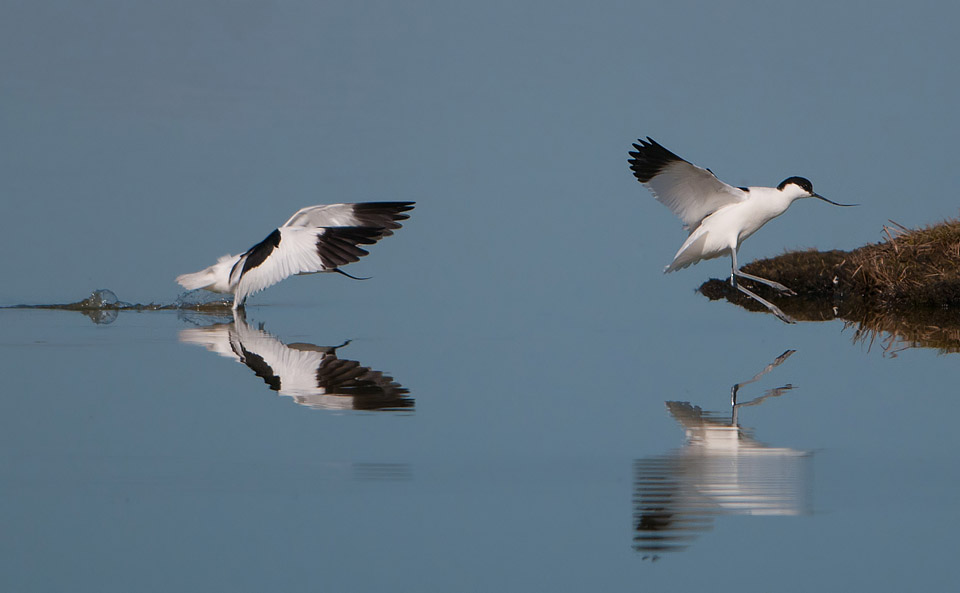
699;218;960;353
703;218;960;308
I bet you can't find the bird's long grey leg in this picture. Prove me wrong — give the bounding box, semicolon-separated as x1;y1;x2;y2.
730;249;738;290
734;269;797;296
729;246;795;295
736;283;797;324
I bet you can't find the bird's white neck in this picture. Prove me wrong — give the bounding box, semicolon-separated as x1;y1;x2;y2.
748;187;800;216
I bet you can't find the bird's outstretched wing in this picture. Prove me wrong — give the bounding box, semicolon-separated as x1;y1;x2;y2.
230;226;386;305
628;138;746;231
282;202;415;236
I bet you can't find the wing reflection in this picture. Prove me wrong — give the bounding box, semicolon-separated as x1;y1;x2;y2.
179;314;412;411
633;350;811;559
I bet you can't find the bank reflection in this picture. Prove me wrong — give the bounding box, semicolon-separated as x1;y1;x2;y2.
179;314;413;411
634;350;811;559
700;279;960;356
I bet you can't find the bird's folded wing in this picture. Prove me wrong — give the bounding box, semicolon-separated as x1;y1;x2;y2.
281;202;415;235
629;138;745;230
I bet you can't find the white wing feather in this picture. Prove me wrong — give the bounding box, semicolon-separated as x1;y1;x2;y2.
647;160;746;231
282;202;413;236
232;227;328;306
282;204;369;228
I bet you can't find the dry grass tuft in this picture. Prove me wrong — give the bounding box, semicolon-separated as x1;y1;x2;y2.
846;218;960;306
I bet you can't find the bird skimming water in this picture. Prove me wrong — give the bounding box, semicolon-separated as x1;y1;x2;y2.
628;138;855;323
176;202;414;310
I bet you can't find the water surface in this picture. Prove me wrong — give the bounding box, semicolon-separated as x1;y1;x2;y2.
2;302;958;592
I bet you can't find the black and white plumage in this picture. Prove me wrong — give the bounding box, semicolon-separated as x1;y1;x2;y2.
180;315;413;411
628;137;854;323
176;202;414;309
629;138;748;235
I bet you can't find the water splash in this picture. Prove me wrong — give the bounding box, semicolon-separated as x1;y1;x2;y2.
173;289;234;309
1;289;235;324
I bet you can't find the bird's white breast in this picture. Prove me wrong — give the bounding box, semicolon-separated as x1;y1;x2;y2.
727;188;794;245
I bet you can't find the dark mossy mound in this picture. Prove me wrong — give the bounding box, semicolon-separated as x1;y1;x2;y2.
702;218;960;310
699;218;960;352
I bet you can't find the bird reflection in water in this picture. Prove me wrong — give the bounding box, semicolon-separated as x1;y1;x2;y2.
633;350;811;560
179;314;412;411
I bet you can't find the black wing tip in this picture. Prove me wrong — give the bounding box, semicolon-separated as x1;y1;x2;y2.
326;225;386;244
353;201;415;213
350;202;416;233
627;136;685;183
628;136;663;155
316;225;388;269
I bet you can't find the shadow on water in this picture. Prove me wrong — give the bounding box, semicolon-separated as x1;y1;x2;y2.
180;312;413;412
633;350;812;561
700;280;960;356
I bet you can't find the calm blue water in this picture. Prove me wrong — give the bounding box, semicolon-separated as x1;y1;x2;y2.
2;301;958;592
4;1;960;591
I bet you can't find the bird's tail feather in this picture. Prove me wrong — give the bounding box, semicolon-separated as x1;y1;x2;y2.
663;262;686;274
176;254;237;291
665;228;713;273
176;268;217;290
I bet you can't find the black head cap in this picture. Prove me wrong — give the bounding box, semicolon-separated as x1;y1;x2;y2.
777;176;813;193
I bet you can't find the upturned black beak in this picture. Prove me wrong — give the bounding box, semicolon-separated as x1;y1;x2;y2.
813;193;857;207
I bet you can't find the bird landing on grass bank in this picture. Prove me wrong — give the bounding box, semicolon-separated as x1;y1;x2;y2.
176;202;414;310
628;137;855;323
